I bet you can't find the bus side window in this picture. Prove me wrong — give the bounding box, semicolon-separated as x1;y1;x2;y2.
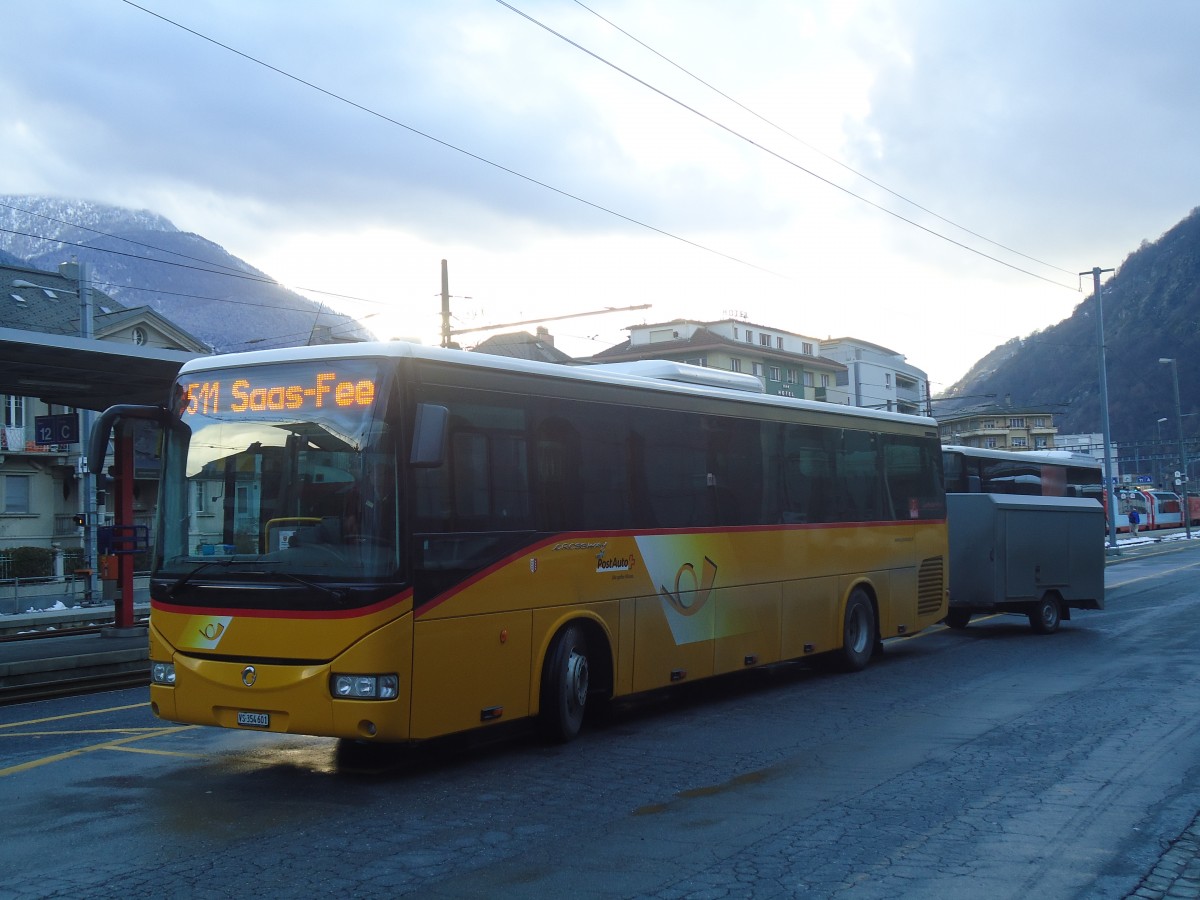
534;417;581;532
838;430;883;522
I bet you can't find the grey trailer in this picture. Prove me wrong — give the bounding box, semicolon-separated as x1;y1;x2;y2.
945;493;1105;633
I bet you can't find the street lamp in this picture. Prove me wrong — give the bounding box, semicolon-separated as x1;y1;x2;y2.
1159;358;1192;539
1157;417;1168;488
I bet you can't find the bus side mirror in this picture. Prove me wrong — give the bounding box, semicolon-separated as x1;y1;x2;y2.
410;403;448;468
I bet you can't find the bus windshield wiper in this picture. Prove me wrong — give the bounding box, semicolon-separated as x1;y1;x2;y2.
164;559;237;600
278;572;352;606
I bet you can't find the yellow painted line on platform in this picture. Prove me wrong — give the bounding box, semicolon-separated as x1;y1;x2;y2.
0;702;147;731
0;725;195;777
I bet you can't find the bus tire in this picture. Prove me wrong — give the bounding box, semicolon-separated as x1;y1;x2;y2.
944;608;972;630
837;588;877;672
540;623;590;742
1029;594;1062;635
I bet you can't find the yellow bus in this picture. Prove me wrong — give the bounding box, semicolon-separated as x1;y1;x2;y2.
93;342;947;744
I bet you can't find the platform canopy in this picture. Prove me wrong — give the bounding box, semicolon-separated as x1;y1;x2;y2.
0;326;202;412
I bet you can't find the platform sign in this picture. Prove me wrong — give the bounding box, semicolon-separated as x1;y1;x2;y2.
34;414;80;445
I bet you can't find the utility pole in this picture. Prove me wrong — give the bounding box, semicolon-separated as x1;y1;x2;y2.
440;260;452;349
78;260;99;602
1082;266;1117;552
436;259;651;346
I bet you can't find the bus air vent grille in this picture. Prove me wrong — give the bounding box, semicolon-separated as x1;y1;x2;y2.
917;557;945;617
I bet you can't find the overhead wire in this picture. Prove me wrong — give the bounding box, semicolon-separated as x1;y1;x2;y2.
117;0;780;278
494;0;1077;291
568;0;1076;278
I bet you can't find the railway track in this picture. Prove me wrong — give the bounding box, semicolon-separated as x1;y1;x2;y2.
0;624;149;705
0;667;149;705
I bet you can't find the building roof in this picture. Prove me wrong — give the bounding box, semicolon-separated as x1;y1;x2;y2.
0;262;207;409
471;329;576;365
589;325;846;371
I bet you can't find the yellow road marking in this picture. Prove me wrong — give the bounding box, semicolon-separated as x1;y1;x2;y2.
0;728;166;738
0;725;194;777
108;744;204;759
1107;558;1200;590
0;702;147;731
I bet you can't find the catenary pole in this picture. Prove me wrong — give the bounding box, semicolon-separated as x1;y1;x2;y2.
1082;266;1117;552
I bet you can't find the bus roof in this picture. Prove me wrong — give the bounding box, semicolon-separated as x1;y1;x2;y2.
942;444;1101;469
177;340;937;428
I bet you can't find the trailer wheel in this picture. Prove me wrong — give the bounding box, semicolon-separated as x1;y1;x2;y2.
1029;594;1062;635
944;608;972;630
836;588;877;672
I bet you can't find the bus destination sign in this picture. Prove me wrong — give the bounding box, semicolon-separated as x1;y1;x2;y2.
183;370;377;417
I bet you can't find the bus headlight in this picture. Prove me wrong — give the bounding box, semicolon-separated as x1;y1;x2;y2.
330;673;399;700
151;662;176;686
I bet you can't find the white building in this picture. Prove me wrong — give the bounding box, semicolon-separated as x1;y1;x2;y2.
819;338;930;415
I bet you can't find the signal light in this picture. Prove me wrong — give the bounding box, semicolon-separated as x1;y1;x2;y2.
72;514;86;527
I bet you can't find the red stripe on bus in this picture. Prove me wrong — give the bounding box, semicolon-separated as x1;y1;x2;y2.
150;589;412;620
412;519;945;618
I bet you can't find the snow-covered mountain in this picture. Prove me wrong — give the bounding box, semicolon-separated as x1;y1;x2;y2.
0;196;373;352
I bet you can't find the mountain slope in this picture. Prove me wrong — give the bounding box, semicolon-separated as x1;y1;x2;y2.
939;207;1200;443
0;196;372;352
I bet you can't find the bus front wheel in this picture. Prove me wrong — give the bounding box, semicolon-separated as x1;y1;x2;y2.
837;589;877;672
540;623;590;742
1029;595;1062;635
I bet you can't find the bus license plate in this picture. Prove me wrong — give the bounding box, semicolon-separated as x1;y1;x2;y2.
237;711;269;728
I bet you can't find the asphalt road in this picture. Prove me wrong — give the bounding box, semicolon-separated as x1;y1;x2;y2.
2;543;1199;899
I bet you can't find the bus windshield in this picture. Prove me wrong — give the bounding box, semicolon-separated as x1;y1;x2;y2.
158;359;399;581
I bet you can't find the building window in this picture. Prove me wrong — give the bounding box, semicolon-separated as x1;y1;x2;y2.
985;438;997;449
769;366;781;382
885;373;892;388
759;333;770;347
820;374;830;387
836;370;849;386
745;330;754;343
3;395;24;428
1012;437;1028;448
683;357;705;367
785;369;798;384
801;342;814;356
1009;418;1025;428
803;372;814;388
730;359;742;373
1033;417;1046;428
3;474;30;514
1035;437;1048;448
776;337;783;349
752;363;764;377
733;327;739;340
982;419;995;430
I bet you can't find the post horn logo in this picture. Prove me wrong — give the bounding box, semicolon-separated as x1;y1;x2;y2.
241;666;257;687
659;556;718;616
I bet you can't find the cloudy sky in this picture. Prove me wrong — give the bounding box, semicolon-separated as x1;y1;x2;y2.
4;0;1199;391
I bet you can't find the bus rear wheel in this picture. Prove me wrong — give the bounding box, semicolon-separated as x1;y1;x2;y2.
1029;594;1062;634
837;588;877;672
540;623;590;742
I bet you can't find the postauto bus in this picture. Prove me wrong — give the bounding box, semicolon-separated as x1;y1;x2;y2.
91;342;948;745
